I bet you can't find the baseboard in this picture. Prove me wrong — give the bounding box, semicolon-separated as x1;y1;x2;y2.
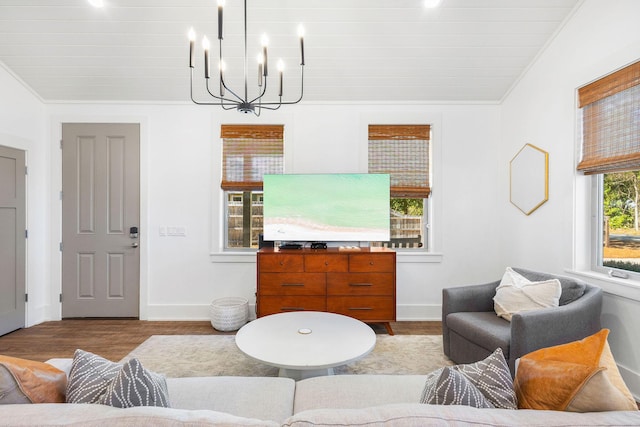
396;304;441;321
145;303;441;322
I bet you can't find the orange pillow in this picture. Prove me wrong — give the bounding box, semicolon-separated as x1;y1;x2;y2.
0;355;66;404
514;329;638;412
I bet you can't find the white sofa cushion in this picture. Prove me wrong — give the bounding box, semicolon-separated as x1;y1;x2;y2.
293;375;427;413
168;376;296;423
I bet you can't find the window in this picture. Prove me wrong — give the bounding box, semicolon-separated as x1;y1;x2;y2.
221;124;283;249
578;61;640;275
368;124;431;249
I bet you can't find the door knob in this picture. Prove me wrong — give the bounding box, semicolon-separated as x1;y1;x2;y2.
131;242;139;248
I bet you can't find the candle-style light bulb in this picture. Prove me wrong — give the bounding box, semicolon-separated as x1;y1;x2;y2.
277;59;284;97
202;36;210;79
188;28;196;68
257;53;264;87
217;0;225;40
261;34;269;76
297;24;305;66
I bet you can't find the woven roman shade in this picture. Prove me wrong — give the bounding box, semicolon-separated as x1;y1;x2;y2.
577;61;640;175
220;124;283;190
368;125;431;197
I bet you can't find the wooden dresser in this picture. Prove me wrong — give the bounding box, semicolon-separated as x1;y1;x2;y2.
256;247;396;334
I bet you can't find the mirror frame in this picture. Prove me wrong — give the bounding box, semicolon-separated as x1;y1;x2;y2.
510;143;549;215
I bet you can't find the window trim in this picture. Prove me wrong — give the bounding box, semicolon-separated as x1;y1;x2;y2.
359;112;443;254
590;173;640;281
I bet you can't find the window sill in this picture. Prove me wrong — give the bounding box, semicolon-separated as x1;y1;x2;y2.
210;251;443;264
565;269;640;302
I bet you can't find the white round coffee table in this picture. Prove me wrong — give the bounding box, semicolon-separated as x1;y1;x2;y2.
235;311;376;380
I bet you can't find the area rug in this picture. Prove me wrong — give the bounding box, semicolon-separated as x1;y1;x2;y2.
121;335;453;378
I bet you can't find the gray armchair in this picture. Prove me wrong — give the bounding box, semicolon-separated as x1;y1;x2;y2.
442;268;602;376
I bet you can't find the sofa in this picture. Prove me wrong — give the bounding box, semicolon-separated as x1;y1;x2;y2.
2;358;639;426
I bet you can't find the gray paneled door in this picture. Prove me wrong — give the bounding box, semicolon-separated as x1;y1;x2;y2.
0;145;26;335
62;123;140;317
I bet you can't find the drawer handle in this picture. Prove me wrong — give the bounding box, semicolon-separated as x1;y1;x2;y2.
349;307;373;311
324;261;329;266
369;261;374;265
349;283;373;287
281;283;304;287
281;307;305;311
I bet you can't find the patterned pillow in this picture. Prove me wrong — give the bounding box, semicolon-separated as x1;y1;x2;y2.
420;348;517;409
101;358;170;408
420;366;493;408
66;349;122;404
66;349;169;409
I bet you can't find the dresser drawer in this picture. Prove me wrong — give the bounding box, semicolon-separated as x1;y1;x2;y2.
327;296;395;321
259;273;326;295
304;254;348;272
327;273;394;296
258;254;304;272
349;254;395;272
258;296;326;317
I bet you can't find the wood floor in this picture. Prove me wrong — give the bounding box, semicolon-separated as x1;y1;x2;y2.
0;319;442;362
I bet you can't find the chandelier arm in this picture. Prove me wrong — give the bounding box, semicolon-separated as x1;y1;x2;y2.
219;75;246;103
254;103;282;111
190;68;236;106
205;78;242;105
248;74;270;105
253;66;304;106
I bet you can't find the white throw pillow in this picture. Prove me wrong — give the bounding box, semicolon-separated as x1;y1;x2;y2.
493;267;561;321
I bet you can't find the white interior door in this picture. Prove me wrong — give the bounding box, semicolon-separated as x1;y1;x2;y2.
0;145;26;335
61;123;140;317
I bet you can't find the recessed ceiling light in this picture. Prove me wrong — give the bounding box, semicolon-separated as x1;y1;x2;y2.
88;0;104;8
424;0;442;8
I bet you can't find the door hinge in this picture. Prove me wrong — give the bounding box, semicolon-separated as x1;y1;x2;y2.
60;139;63;149
59;191;63;200
25;293;28;302
25;229;28;238
25;166;28;175
59;242;63;252
59;293;63;303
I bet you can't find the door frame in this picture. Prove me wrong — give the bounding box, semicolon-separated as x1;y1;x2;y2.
50;116;149;320
0;143;26;334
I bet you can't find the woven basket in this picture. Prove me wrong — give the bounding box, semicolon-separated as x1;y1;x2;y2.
209;297;249;331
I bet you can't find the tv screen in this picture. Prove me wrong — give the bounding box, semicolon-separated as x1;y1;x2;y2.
263;173;390;242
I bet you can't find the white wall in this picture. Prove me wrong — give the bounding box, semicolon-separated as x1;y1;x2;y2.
0;64;50;326
500;0;640;398
45;102;502;322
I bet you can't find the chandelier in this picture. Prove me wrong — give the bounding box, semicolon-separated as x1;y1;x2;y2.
188;0;305;116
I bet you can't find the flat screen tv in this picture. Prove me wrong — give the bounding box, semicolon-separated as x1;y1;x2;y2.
263;173;390;243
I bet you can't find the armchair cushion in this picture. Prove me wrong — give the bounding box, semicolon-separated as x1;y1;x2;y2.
446;312;511;358
493;267;561;321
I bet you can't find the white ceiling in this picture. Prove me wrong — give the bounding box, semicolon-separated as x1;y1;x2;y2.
0;0;581;104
